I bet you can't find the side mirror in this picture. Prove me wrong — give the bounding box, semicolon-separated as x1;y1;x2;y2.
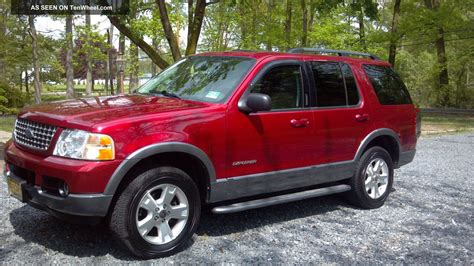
238;93;272;113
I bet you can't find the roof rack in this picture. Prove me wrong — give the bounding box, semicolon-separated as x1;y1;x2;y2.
287;48;380;60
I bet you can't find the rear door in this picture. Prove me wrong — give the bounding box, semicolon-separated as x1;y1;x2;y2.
307;61;375;164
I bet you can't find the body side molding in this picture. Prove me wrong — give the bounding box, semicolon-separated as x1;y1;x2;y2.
354;128;402;162
103;142;216;196
209;160;355;203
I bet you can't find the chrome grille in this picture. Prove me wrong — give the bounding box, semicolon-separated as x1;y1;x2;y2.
14;118;57;151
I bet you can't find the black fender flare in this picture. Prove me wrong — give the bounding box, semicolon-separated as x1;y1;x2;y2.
103;142;216;197
354;128;402;162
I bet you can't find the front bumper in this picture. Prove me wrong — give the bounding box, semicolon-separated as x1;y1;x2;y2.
3;140;121;218
4;169;112;217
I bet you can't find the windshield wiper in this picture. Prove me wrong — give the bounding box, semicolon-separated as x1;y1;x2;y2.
145;90;181;99
159;90;181;99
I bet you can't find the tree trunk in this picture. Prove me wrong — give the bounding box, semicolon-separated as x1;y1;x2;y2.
118;33;125;94
107;25;114;95
358;9;366;51
0;10;5;76
108;16;170;69
238;2;247;48
285;0;293;50
156;0;182;61
28;15;42;104
129;43;139;92
187;0;194;46
435;27;449;104
65;15;75;99
151;38;158;75
301;0;308;46
388;0;401;66
185;0;207;55
20;71;23;91
309;0;315;27
24;69;29;93
85;11;93;96
425;0;449;106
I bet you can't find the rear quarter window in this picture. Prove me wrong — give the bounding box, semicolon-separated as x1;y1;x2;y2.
363;65;412;105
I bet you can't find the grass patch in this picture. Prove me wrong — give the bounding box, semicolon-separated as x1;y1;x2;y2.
0;116;16;132
421;112;474;135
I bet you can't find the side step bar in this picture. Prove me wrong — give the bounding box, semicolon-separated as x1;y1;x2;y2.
212;184;351;214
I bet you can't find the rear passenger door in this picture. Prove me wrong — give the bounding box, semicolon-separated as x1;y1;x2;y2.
307;61;374;164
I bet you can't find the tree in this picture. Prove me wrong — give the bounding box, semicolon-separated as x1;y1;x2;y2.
107;25;115;94
285;0;293;50
85;7;93;95
65;15;75;99
388;0;401;66
28;15;42;104
108;0;218;67
424;0;449;106
301;0;308;46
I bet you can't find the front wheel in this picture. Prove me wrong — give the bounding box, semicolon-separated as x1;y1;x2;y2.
110;167;201;259
346;146;394;209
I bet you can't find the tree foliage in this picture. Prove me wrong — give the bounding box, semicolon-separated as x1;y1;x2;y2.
0;0;472;108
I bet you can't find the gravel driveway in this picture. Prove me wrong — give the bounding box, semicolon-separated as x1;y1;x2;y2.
1;133;473;264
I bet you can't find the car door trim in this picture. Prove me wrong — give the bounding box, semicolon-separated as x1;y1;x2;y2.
209;160;355;203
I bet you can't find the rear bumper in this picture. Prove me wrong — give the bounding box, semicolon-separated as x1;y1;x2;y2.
397;149;416;168
4;170;112;218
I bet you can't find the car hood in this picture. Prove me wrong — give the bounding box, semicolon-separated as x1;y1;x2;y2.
19;94;210;129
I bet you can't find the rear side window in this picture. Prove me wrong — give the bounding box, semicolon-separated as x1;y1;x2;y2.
341;64;359;105
363;65;412;105
310;62;360;107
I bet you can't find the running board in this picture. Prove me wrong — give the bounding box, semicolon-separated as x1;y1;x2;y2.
211;184;351;214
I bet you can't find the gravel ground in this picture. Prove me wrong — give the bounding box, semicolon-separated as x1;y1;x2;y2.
1;132;473;264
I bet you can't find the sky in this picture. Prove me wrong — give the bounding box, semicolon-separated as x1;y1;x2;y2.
36;15;120;46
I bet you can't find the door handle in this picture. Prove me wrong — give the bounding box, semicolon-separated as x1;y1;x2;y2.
290;118;310;128
355;113;369;122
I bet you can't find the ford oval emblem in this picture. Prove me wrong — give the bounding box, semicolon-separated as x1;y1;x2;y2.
25;128;35;139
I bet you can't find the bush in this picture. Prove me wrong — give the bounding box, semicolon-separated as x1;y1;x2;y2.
0;82;29;114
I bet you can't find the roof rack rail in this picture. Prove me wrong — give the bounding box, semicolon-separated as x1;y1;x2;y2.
287;48;380;60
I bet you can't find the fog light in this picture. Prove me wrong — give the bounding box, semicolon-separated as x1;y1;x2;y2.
58;182;69;197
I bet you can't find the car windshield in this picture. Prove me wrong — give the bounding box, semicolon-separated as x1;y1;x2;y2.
137;56;256;103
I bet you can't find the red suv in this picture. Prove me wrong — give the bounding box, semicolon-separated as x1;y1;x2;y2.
4;48;419;258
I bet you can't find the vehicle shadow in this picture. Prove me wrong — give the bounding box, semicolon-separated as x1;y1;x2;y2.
8;194;350;260
197;194;348;236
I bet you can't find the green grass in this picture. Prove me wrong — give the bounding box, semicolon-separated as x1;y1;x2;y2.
45;84;130;94
0;116;16;132
421;113;474;135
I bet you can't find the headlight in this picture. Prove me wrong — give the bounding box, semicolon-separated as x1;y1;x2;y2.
53;129;115;160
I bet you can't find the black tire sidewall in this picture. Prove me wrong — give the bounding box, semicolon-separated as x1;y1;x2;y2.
122;167;201;258
353;147;394;209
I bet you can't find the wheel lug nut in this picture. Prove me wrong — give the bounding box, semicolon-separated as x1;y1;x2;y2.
154;216;158;220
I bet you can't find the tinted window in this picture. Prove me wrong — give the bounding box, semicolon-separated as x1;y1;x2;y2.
363;65;412;105
251;65;303;109
311;62;346;107
137;56;255;103
341;63;359;105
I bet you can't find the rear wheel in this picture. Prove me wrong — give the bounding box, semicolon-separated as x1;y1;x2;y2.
110;167;201;259
346;146;394;209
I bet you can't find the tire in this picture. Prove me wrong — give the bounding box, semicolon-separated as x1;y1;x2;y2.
346;146;394;209
110;167;201;259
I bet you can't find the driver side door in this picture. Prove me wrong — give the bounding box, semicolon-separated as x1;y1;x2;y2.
225;60;317;181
